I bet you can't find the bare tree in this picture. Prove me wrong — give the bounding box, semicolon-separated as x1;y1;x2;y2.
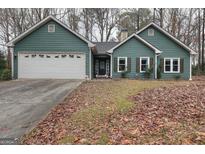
202;8;205;71
198;9;201;69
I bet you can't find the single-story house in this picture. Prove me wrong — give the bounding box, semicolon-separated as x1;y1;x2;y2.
7;15;197;80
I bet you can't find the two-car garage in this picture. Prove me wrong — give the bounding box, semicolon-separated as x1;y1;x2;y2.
18;52;86;79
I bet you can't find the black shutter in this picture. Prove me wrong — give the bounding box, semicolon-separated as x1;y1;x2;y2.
114;57;117;72
127;58;131;72
160;58;164;73
136;58;140;72
180;58;184;73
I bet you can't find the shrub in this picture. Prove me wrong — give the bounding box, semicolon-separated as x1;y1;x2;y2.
157;66;162;79
1;69;11;80
0;52;6;70
192;65;197;76
144;67;153;79
174;75;181;80
121;71;128;78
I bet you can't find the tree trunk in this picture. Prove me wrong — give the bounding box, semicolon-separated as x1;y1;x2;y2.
160;8;163;28
137;9;140;31
198;9;201;73
202;8;205;72
153;8;156;22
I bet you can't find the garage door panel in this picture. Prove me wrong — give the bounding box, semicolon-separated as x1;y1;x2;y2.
18;53;86;79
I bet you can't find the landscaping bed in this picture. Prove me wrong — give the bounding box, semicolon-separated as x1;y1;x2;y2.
21;78;205;144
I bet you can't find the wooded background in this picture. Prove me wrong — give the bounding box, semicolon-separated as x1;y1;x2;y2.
0;8;204;72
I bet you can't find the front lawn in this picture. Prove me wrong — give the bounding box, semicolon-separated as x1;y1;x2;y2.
21;78;205;144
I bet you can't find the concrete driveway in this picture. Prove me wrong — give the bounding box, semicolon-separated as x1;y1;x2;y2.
0;79;82;141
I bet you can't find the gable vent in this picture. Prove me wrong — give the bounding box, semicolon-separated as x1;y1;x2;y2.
48;24;55;32
148;28;154;36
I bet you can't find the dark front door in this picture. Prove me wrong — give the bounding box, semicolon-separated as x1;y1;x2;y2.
99;60;106;75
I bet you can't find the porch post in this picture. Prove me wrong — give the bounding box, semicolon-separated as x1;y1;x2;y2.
155;54;157;79
110;54;112;78
10;45;14;79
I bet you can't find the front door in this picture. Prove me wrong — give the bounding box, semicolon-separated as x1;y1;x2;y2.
99;60;106;75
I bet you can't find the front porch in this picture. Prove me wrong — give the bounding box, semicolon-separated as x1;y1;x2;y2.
93;55;111;78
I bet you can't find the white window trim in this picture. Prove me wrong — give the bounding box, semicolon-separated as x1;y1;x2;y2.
164;58;180;73
117;57;127;72
48;24;55;32
148;28;154;36
140;57;150;73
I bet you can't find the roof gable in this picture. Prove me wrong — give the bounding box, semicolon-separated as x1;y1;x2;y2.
136;22;197;55
7;15;94;47
107;34;161;54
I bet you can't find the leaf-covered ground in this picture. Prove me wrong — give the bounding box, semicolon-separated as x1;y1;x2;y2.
21;77;205;144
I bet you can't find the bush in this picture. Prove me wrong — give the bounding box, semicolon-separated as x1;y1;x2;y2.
157;66;162;79
0;53;6;70
121;71;128;78
174;75;181;80
1;69;11;80
144;67;153;79
192;64;205;75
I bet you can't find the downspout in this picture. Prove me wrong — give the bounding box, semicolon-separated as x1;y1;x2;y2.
89;47;92;80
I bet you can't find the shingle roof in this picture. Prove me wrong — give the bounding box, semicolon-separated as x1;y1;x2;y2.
93;42;119;54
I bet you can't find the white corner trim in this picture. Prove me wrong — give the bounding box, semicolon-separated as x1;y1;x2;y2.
136;22;197;55
110;54;113;78
155;54;157;79
89;48;92;80
7;15;95;47
107;34;161;54
189;55;192;80
140;57;150;73
117;57;127;72
10;47;14;79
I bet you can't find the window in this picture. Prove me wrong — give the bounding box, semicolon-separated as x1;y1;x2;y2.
24;55;29;58
48;24;55;32
55;55;59;58
46;55;51;58
118;57;127;72
140;57;150;72
69;55;74;58
164;58;180;73
76;55;81;58
148;28;154;36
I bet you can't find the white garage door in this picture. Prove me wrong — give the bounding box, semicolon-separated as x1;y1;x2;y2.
18;53;86;79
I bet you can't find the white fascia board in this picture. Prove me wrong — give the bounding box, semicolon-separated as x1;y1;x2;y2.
107;34;161;54
136;22;197;55
7;15;95;47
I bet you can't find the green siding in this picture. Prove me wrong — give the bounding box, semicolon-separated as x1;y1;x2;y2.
14;20;90;79
138;25;191;80
112;37;155;79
